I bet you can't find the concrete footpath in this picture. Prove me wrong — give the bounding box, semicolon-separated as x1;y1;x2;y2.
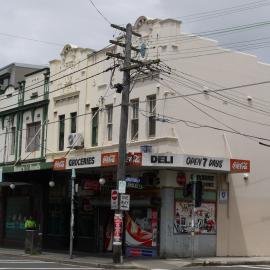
1;247;270;269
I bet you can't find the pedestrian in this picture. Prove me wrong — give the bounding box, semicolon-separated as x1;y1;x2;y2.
24;216;37;230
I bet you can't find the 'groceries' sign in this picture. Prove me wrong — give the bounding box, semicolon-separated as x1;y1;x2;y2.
67;153;101;169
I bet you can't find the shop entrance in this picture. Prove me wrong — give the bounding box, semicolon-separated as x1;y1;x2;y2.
74;199;113;253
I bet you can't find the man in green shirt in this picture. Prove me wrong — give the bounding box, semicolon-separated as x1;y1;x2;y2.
24;216;37;230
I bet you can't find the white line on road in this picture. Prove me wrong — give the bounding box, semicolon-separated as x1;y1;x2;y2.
0;268;103;270
238;265;270;269
0;261;54;264
0;260;46;262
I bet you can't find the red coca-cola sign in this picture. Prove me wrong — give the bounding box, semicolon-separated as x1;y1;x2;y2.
53;158;66;171
230;159;250;173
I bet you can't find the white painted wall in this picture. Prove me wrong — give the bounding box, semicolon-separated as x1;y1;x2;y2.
45;17;270;256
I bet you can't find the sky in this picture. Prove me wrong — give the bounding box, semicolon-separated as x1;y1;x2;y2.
1;0;270;67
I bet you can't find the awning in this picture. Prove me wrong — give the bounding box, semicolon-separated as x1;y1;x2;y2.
0;182;31;187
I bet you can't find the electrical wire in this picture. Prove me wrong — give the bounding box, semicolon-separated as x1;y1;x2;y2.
88;0;111;24
0;57;110;104
0;64;118;111
138;108;270;143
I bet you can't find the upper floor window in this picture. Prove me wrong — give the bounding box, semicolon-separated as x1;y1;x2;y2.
92;108;99;146
10;127;16;155
58;115;65;151
147;95;156;137
26;122;41;152
130;99;139;140
70;112;77;133
106;105;113;141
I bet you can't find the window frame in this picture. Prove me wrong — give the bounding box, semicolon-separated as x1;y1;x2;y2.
130;99;139;141
91;108;99;146
147;95;156;137
25;121;41;152
58;115;65;151
10;126;16;155
70;112;77;134
106;105;113;141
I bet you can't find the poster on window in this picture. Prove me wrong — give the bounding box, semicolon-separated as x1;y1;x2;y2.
125;208;157;248
174;201;216;234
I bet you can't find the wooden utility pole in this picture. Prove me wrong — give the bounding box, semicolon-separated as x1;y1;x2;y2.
107;23;159;264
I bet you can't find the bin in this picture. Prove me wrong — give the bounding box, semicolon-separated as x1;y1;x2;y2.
25;230;42;254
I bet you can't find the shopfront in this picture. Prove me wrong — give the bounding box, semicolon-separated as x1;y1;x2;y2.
51;152;161;256
50;151;250;257
0;163;52;248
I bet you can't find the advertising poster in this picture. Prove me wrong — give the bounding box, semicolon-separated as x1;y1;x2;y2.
125;208;157;248
174;201;216;234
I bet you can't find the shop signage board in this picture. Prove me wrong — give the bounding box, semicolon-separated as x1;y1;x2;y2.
53;158;66;171
118;180;126;194
111;190;118;210
183;154;230;171
126;152;142;166
120;194;130;211
230;159;250;173
66;152;101;169
101;152;118;166
101;152;142;167
12;162;52;172
142;153;230;172
142;153;182;167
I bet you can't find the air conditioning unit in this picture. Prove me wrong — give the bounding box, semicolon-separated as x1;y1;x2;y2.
67;133;84;149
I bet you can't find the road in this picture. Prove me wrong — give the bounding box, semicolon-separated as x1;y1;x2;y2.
2;255;270;270
180;267;270;270
0;254;103;270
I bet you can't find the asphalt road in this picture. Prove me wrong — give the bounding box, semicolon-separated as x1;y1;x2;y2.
1;255;270;270
181;266;270;270
0;254;103;270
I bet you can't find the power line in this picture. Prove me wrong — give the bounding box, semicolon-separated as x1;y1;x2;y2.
0;100;122;137
88;0;111;24
164;63;270;107
161;64;270;114
0;32;65;47
136;78;270;105
176;0;270;20
145;20;270;43
161;71;270;116
0;64;117;111
0;57;109;104
159;75;270;127
138;108;270;143
182;1;270;23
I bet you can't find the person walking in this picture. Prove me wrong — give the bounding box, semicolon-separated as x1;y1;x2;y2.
24;216;37;230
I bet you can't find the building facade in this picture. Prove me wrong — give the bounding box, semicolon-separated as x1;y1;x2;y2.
43;16;268;258
1;16;270;258
0;64;50;247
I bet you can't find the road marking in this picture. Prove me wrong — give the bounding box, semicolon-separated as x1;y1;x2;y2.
152;269;171;270
0;261;54;264
238;266;270;270
0;268;102;269
0;260;46;262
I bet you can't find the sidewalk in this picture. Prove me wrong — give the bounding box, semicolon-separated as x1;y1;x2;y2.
1;247;270;269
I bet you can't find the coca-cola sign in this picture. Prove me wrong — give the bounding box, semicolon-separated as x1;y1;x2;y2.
230;159;250;173
53;158;66;171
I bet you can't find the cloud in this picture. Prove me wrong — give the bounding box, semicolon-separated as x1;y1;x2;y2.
0;0;269;66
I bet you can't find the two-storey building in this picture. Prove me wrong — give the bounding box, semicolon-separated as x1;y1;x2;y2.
44;16;270;258
0;63;50;247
